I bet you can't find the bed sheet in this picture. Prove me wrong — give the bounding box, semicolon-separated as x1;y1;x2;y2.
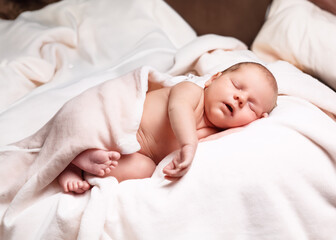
0;0;196;146
1;0;336;239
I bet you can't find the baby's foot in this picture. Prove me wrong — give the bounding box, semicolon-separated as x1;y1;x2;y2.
58;164;91;194
72;149;121;177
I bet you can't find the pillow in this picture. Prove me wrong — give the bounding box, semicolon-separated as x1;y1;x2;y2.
308;0;336;15
251;0;336;91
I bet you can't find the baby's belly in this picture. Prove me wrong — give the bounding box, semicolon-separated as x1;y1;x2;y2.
136;126;179;165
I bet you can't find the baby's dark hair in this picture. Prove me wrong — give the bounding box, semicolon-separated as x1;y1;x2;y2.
222;62;278;94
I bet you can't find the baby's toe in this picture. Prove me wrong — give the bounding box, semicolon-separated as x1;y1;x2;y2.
63;183;69;193
76;181;91;193
111;160;118;168
73;182;80;191
104;167;111;174
97;169;105;177
74;188;85;194
67;182;74;192
108;151;121;161
82;181;91;191
73;182;87;194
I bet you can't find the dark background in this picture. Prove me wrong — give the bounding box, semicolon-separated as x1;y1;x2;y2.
0;0;272;47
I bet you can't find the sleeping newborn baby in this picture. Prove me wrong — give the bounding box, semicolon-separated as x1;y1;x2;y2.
58;62;278;193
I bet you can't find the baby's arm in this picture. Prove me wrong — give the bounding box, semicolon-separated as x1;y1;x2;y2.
163;81;203;180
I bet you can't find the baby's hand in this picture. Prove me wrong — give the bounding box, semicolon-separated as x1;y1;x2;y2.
163;144;196;181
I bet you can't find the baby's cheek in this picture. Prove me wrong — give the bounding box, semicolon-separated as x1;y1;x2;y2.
237;111;258;126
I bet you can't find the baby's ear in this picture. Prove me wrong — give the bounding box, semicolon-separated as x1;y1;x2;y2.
204;79;212;88
205;72;222;88
261;113;269;118
213;72;222;79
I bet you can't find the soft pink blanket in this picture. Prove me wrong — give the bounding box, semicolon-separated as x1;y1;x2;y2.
0;66;169;228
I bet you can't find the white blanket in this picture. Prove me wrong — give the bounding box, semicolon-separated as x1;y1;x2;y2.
1;0;336;239
0;0;196;146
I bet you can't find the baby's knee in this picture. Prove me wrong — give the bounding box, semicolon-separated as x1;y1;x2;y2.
111;153;156;182
129;153;156;178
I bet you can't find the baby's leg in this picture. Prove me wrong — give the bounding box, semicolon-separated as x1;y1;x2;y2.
72;149;121;177
104;152;156;182
57;164;91;194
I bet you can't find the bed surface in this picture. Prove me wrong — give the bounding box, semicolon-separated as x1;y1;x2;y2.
0;0;336;239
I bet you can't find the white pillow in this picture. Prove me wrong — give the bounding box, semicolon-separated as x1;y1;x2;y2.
251;0;336;91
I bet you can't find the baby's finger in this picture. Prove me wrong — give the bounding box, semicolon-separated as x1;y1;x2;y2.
171;168;189;178
162;167;179;176
164;175;181;181
175;161;190;170
164;169;188;181
164;166;189;178
163;160;176;173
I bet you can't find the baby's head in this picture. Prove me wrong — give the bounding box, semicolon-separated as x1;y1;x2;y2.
204;62;278;129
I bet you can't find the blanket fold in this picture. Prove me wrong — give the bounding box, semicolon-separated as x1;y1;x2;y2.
0;0;196;111
1;0;336;238
1;65;209;239
0;66;157;228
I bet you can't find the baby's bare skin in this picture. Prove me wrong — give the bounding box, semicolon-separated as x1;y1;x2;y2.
136;87;216;165
58;86;215;193
72;149;120;176
58;62;278;193
58;149;120;193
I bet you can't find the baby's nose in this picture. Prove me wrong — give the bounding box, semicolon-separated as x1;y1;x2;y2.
234;92;247;107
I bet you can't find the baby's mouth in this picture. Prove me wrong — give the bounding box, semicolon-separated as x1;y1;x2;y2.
226;104;233;113
225;103;234;115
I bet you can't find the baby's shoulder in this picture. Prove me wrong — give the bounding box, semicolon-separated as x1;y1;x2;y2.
173;80;203;93
185;73;212;88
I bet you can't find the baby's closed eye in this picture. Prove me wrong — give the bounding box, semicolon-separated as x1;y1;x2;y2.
231;79;240;89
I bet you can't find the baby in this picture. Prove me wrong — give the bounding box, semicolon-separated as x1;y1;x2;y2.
58;62;278;193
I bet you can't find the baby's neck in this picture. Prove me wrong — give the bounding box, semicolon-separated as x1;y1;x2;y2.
197;113;218;130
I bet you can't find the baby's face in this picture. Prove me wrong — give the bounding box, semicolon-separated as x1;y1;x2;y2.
204;65;276;129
